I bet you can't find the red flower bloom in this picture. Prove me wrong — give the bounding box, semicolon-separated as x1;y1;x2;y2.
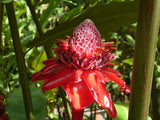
119;85;130;94
32;19;125;119
0;95;8;120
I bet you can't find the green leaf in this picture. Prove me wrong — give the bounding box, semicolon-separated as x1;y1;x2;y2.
148;116;152;120
113;102;129;120
0;56;6;64
32;50;47;71
60;6;84;23
125;35;135;47
156;77;160;84
123;58;133;65
40;0;61;27
0;80;3;88
113;102;152;120
0;71;6;79
27;1;139;48
7;84;47;120
88;0;98;6
0;0;12;3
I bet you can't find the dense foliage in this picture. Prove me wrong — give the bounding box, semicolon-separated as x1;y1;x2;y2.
0;0;159;120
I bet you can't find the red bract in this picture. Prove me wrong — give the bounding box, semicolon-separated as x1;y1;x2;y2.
31;19;126;119
0;95;8;120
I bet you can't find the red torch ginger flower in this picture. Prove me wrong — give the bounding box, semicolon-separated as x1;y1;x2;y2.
32;19;125;119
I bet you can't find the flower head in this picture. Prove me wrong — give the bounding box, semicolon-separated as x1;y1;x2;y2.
54;19;117;70
32;19;125;119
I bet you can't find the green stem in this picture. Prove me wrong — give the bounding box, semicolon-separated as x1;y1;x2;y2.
25;0;71;119
0;3;4;87
25;0;42;35
5;2;35;120
90;103;93;120
105;109;111;120
59;87;72;120
128;0;160;120
94;105;96;120
25;0;53;58
56;98;62;120
0;3;3;55
151;73;159;120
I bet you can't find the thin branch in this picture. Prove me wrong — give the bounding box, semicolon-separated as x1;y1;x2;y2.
25;0;43;35
25;0;53;58
0;3;4;55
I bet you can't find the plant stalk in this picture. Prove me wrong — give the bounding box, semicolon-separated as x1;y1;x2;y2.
5;2;35;120
72;109;84;120
90;103;93;120
59;87;72;119
128;0;160;120
56;100;62;120
94;105;96;120
0;3;4;87
25;0;53;58
25;0;71;119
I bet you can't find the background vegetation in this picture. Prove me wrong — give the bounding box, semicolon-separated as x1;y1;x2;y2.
0;0;159;120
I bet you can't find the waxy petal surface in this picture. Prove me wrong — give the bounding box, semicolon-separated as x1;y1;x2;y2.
95;70;117;118
75;69;82;82
63;79;93;111
31;62;64;81
42;67;75;90
41;62;64;73
82;71;100;102
43;58;58;65
102;67;122;76
103;72;125;87
31;70;56;81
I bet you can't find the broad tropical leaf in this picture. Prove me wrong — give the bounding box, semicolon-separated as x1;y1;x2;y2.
7;84;47;120
0;0;12;3
27;1;139;48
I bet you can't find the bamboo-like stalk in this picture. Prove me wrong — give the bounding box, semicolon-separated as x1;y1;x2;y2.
5;2;35;120
25;0;72;119
128;0;160;120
